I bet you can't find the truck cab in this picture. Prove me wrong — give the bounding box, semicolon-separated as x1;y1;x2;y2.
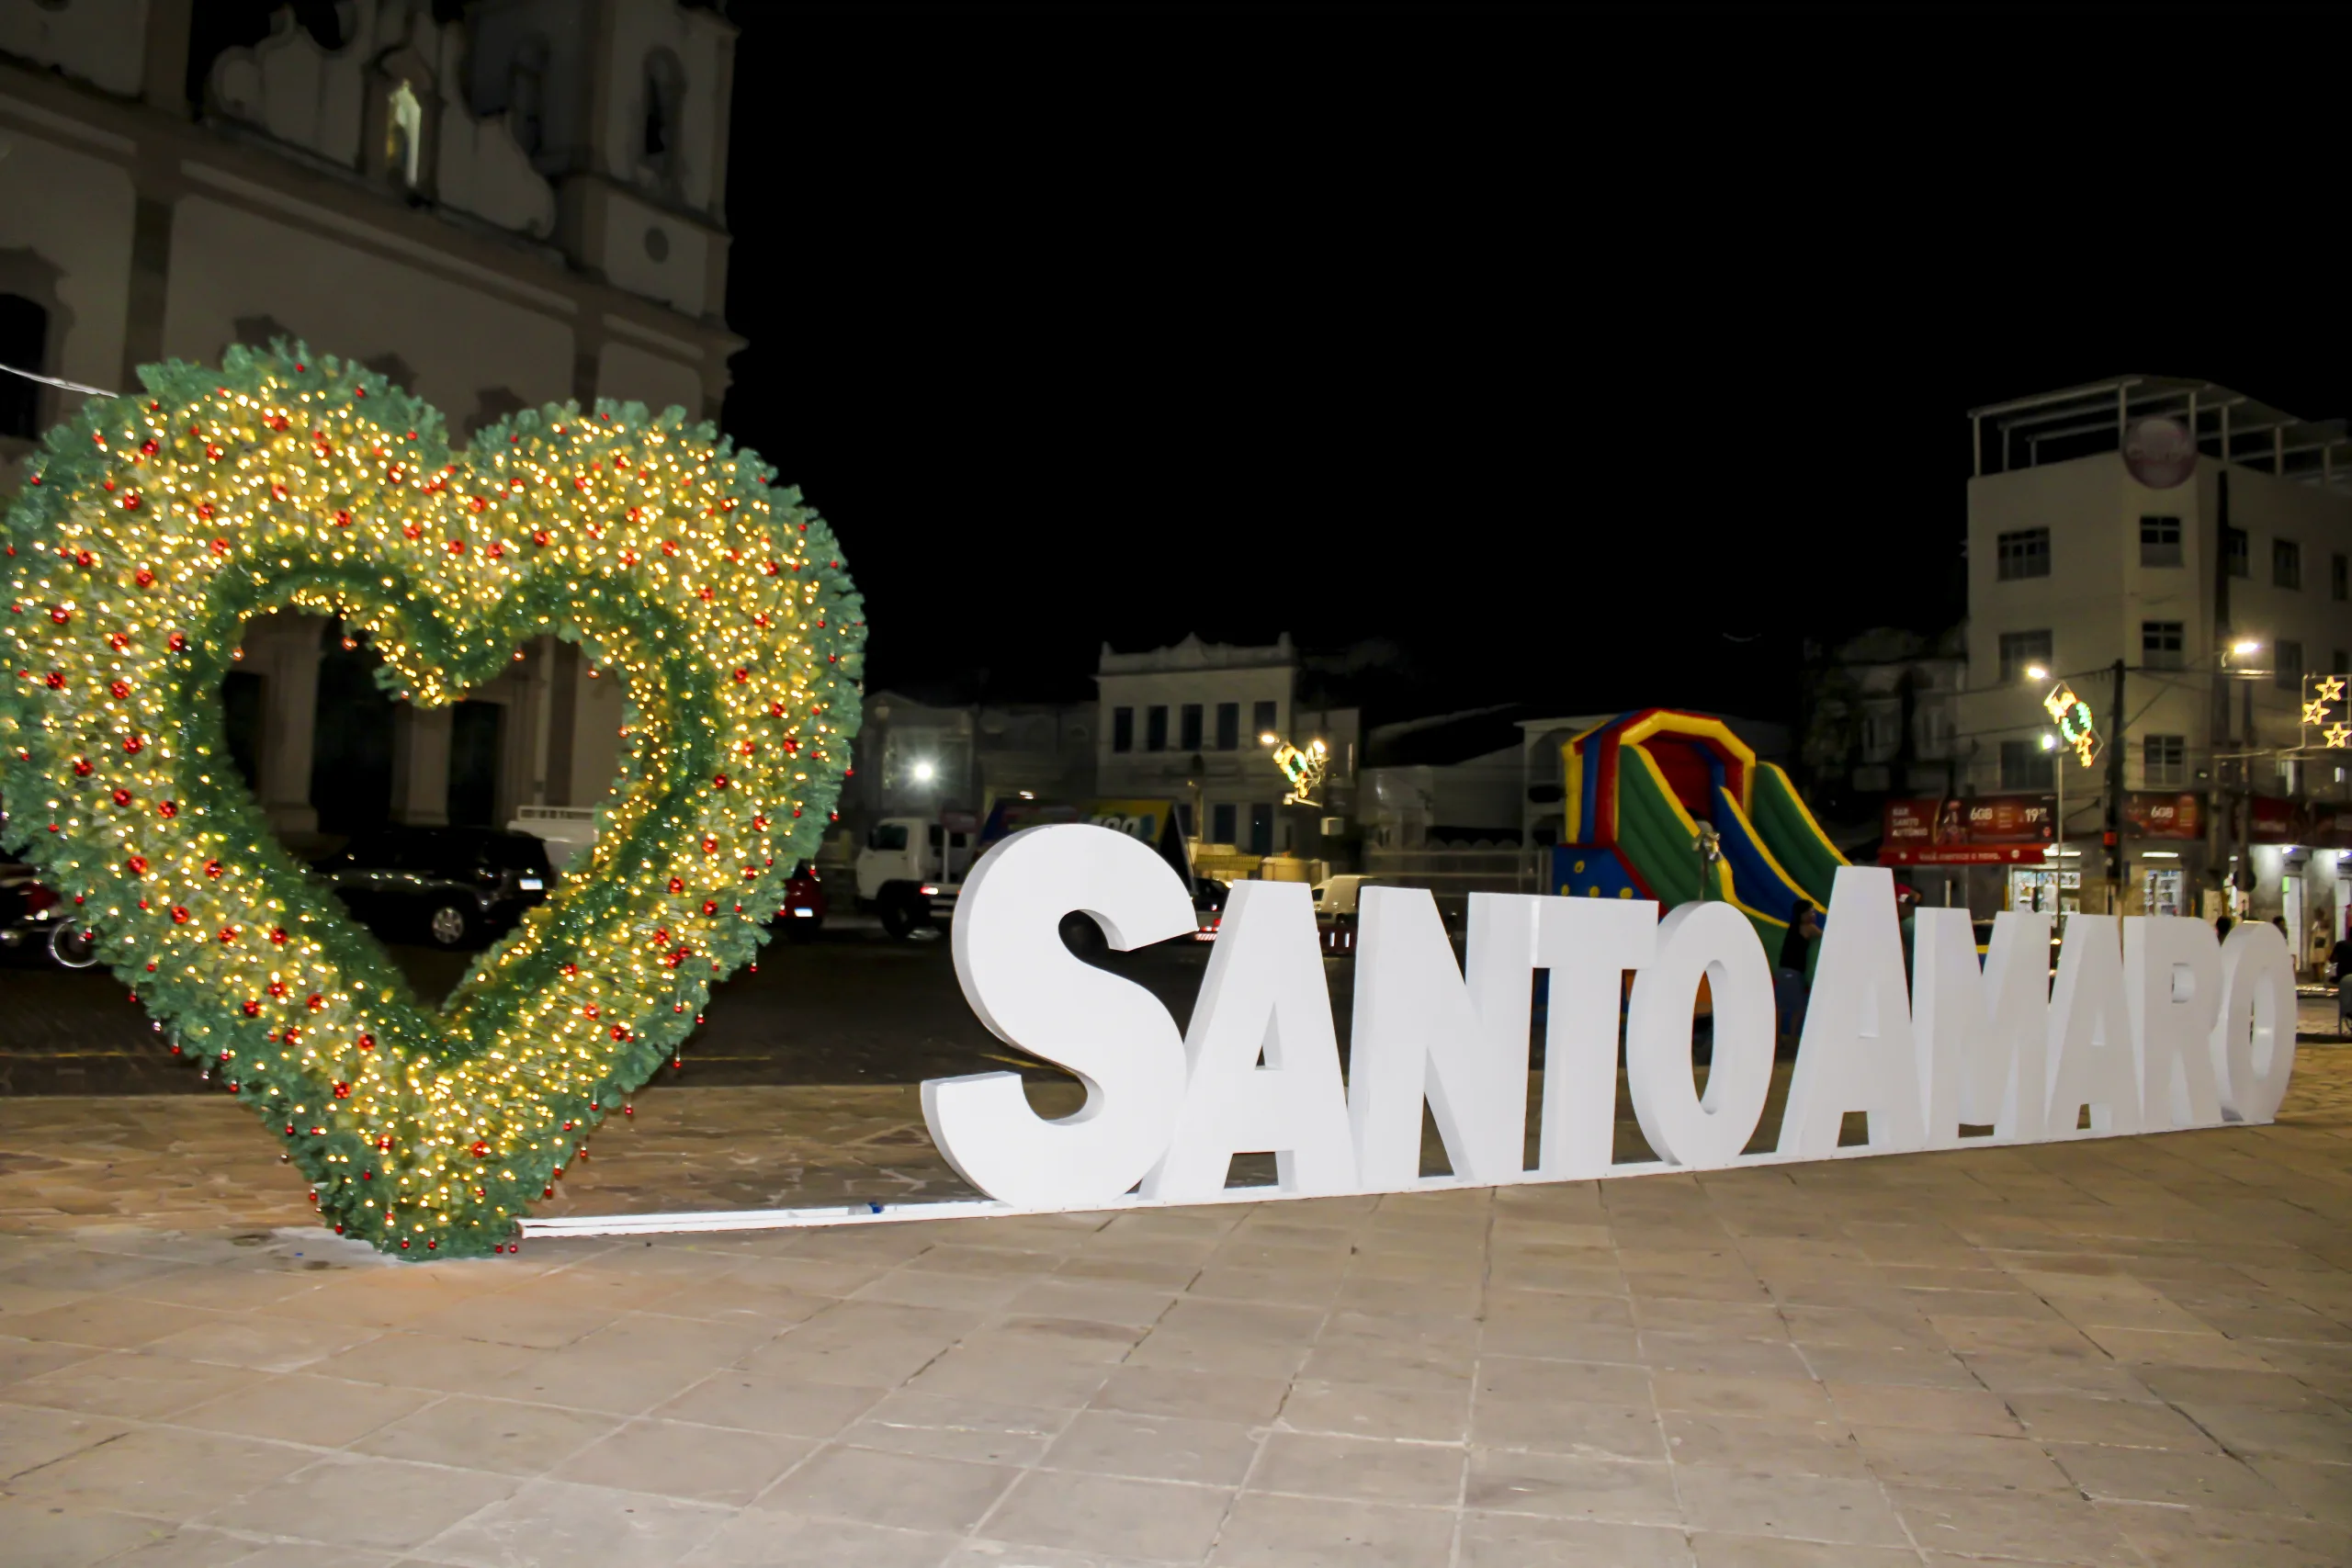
855;817;976;937
855;798;1202;942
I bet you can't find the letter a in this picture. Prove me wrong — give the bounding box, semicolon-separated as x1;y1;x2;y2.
1778;866;1926;1157
2045;913;2143;1137
1143;882;1356;1201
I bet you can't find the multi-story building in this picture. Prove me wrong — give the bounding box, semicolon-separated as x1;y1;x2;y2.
1799;626;1967;807
0;0;739;849
1959;376;2352;936
1094;634;1358;860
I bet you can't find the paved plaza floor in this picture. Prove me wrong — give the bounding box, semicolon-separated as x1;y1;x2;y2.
1;1049;2348;1567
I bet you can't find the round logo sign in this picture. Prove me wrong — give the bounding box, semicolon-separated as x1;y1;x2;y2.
2123;416;2198;489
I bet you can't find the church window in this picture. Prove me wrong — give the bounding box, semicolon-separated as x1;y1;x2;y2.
509;37;549;155
642;51;686;175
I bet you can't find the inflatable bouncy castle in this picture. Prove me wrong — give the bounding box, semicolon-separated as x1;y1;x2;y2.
1554;709;1847;954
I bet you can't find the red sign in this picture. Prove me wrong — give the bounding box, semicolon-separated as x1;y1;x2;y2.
1881;795;2054;865
2250;796;2352;848
2122;792;2203;840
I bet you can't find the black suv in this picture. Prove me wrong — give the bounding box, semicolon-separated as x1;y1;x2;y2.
314;827;554;948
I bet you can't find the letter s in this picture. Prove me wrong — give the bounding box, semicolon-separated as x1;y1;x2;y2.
922;824;1195;1208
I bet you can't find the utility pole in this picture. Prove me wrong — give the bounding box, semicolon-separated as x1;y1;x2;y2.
2212;471;2234;915
2106;656;2126;906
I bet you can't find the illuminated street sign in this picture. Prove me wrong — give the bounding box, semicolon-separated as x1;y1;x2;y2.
2301;672;2351;749
2042;682;2099;767
1270;738;1329;806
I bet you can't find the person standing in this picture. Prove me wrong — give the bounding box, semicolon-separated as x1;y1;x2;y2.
1776;900;1821;1049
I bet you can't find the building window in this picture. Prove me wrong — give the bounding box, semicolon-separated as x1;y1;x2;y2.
2335;553;2349;603
507;36;550;156
1211;803;1237;845
2143;734;2187;789
1248;802;1274;857
2337;649;2350;680
1179;704;1203;752
2224;527;2248;578
2275;538;2302;591
2139;515;2182;568
1918;706;1952;755
642;50;686;176
1860;707;1899;761
2276;639;2303;692
1215;701;1239;750
1111;707;1134;753
1146;705;1169;752
1999;739;2055;791
1996;528;2051;581
2141;620;2185;670
0;292;47;439
1252;700;1278;741
1997;629;2053;685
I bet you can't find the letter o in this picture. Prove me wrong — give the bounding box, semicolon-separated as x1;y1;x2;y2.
2209;921;2298;1124
1625;901;1775;1169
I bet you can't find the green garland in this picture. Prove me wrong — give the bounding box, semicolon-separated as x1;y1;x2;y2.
0;344;863;1257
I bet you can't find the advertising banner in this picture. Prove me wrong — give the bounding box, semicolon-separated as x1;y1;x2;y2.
2122;792;2203;840
2250;796;2352;848
1881;795;2053;865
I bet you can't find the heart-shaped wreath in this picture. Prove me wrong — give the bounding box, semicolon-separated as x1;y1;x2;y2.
1;345;863;1257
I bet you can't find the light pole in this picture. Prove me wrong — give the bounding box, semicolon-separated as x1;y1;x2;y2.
2217;638;2264;914
2041;729;2064;913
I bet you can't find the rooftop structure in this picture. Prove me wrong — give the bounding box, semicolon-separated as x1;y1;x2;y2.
1971;376;2351;490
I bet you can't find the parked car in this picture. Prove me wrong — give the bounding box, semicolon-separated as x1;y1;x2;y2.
0;860;97;967
778;863;827;940
1192;876;1229;941
312;827;553;948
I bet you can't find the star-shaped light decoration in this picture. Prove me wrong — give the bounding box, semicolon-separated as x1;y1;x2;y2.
2327;723;2352;749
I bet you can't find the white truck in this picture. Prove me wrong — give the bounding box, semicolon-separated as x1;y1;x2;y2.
856;797;1212;942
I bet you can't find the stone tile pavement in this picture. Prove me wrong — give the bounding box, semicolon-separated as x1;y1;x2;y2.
0;1050;2347;1566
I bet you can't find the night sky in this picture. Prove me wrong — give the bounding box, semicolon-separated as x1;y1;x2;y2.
193;2;2352;726
713;2;2352;727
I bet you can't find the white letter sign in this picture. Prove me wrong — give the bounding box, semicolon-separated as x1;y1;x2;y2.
924;824;1193;1207
910;828;2305;1221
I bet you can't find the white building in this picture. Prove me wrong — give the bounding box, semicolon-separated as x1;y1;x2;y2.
1093;634;1358;859
0;0;741;848
1960;376;2352;932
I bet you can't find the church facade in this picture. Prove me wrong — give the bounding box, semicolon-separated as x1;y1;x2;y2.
0;0;741;847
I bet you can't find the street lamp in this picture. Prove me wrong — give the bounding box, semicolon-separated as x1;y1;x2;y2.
911;760;936;784
2026;663;2050;682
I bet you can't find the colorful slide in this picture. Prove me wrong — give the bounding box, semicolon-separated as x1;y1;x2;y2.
1552;710;1849;956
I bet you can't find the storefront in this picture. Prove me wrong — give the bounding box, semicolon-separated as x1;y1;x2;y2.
2122;792;2204;919
2245;797;2352;976
2007;859;2082;915
1880;795;2054;914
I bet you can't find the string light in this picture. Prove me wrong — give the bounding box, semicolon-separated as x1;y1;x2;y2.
0;343;865;1258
